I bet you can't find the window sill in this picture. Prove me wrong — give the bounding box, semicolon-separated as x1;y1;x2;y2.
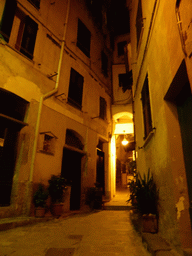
38;150;54;156
139;127;156;149
5;43;34;62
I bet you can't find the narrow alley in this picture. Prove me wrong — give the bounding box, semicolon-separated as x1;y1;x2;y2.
0;210;151;256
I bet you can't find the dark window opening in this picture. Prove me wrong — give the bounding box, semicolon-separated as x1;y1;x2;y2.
117;41;127;56
0;0;17;42
136;0;143;48
99;97;107;120
0;2;38;60
86;0;102;27
108;0;130;36
118;71;132;92
20;16;38;59
68;68;84;110
77;19;91;58
141;74;152;139
27;0;40;9
101;51;108;76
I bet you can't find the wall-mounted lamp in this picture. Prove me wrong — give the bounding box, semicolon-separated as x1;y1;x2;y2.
122;130;129;146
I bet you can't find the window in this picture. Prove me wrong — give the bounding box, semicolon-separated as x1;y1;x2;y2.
117;41;127;56
136;0;143;48
77;19;91;58
27;0;40;9
101;51;108;76
68;68;84;110
99;97;107;120
0;0;38;60
141;75;152;139
39;132;57;155
118;72;132;92
86;0;102;27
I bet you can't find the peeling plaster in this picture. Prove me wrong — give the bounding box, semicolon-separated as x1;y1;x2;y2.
176;196;185;220
175;176;184;186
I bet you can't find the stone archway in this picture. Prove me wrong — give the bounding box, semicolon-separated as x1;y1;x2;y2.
112;111;135;190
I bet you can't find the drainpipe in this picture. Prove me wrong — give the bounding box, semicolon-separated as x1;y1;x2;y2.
27;0;71;214
134;0;158;95
175;1;187;57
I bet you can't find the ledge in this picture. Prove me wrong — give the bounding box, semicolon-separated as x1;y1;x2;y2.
138;127;156;149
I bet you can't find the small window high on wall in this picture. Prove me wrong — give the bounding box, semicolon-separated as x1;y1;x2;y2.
136;0;143;49
77;19;91;58
99;97;107;120
68;68;84;110
27;0;40;9
141;74;152;139
101;51;108;77
0;0;38;59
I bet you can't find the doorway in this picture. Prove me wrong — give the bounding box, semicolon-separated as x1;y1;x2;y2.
0;89;28;206
61;148;82;210
0;127;18;206
176;81;192;225
96;149;105;194
164;60;192;227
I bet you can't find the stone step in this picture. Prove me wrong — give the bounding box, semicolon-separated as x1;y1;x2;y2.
103;205;133;210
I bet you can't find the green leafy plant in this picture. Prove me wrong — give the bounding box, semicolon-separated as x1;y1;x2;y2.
48;175;67;203
128;169;159;215
33;183;48;208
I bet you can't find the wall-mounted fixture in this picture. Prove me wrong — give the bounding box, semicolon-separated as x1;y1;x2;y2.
122;130;129;146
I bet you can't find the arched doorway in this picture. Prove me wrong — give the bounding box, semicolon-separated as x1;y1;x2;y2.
112;111;135;194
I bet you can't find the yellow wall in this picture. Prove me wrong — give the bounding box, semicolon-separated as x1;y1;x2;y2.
0;0;112;217
130;0;192;249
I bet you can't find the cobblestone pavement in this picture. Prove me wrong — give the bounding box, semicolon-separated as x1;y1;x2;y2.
0;210;152;256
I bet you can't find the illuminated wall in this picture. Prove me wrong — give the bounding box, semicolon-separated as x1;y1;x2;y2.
0;0;112;217
129;0;192;249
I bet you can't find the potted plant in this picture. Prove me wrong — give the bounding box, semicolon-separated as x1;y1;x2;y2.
48;174;67;217
85;183;103;210
33;183;48;217
128;169;159;233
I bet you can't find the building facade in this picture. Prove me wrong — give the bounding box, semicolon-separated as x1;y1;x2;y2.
129;0;192;250
0;0;114;217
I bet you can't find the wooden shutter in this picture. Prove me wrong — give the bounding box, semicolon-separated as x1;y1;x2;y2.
20;16;38;59
0;0;17;42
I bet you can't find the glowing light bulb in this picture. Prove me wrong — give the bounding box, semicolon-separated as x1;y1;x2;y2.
122;137;129;146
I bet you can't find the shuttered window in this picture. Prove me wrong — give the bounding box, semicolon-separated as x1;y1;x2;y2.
68;68;84;110
0;1;38;60
141;75;152;139
101;51;108;76
77;19;91;58
99;97;107;120
27;0;40;9
136;0;143;48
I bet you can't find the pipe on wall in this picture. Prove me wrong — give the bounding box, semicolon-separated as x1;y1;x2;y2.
26;0;71;214
134;0;158;97
175;1;187;57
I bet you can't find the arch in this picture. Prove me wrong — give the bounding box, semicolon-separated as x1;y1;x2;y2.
113;111;133;122
65;129;84;150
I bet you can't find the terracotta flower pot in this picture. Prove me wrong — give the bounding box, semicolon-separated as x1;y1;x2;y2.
35;207;46;218
142;214;158;233
51;203;63;217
